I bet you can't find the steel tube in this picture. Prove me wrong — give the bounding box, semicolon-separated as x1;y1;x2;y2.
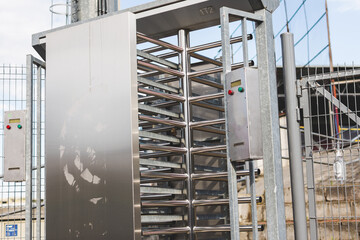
192;102;224;112
192;197;262;206
142;200;189;207
36;65;42;240
193;225;264;233
142;227;191;236
189;92;224;103
140;144;187;153
25;55;33;240
188;61;251;78
281;32;308;240
139;115;186;127
138;60;184;77
138;88;185;102
188;34;253;53
191;145;227;153
192;169;259;180
137;32;183;52
190;119;225;128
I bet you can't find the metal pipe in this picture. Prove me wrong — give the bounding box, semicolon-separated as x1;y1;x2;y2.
188;61;253;78
138;88;185;102
192;197;262;206
191;145;227;153
138;60;184;77
193;225;264;233
190;118;225;128
189;52;222;66
220;8;240;240
191;76;224;89
188;34;253;53
142;227;191;236
281;32;308;240
137;32;183;52
138;115;186;127
192;169;260;180
140;144;187;153
36;65;42;240
189;92;224;103
25;55;33;240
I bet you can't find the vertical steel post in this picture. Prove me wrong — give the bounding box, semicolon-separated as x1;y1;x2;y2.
281;32;308;240
301;80;319;240
255;9;287;239
178;29;194;240
220;7;240;240
25;55;34;240
36;65;42;240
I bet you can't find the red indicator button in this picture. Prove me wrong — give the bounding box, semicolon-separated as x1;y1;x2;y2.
228;90;234;95
6;125;11;130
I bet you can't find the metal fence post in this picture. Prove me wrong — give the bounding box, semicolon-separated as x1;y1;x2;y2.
255;9;287;239
281;32;308;240
300;80;319;240
25;55;34;240
220;7;240;240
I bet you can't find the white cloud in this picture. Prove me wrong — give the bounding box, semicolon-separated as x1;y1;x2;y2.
0;0;54;64
328;0;360;13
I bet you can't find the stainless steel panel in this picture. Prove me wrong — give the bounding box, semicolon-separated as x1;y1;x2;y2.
45;12;140;239
225;67;262;161
4;110;26;182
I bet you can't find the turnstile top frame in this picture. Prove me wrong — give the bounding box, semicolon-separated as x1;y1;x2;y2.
32;0;279;60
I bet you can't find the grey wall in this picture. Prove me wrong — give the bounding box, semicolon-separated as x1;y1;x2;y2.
45;12;140;240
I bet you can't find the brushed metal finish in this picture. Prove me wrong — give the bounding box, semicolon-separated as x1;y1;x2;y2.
45;12;140;239
225;67;263;161
4;110;26;182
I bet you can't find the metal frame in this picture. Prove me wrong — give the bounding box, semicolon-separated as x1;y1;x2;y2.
26;55;46;240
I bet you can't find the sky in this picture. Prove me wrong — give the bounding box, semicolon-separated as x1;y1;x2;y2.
0;0;359;65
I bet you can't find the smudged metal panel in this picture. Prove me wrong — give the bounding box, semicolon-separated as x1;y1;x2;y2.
45;12;140;239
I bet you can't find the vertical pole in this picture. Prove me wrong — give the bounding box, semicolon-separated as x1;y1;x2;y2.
243;16;259;240
301;81;319;240
178;29;194;240
36;65;42;240
281;32;308;240
220;7;240;240
249;161;259;240
255;9;287;240
25;55;33;240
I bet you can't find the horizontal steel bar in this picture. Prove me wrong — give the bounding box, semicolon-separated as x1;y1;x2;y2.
141;215;183;223
192;101;224;112
140;158;181;169
188;61;252;78
142;227;191;236
190;52;222;66
138;60;184;77
142;200;189;207
188;35;253;53
138;76;179;93
191;145;227;153
141;194;173;200
193;225;264;233
139;131;180;144
138;88;185;102
190;118;225;128
141;172;188;181
189;92;224;103
137;49;178;69
137;32;183;52
140;186;182;195
193;197;262;206
138;104;179;118
139;115;186;127
141;45;167;54
143;126;175;133
192;169;260;180
191;76;224;89
192;126;225;135
140;144;187;153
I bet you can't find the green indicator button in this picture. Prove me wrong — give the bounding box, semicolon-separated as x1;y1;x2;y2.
238;87;245;92
17;124;22;129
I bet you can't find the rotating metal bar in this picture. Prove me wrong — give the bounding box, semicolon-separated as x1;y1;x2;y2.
137;32;183;52
138;60;184;77
137;49;178;69
140;144;187;153
189;92;224;103
138;77;179;93
189;52;222;66
190;119;225;128
188;34;253;53
191;76;224;89
139;131;180;144
192;102;224;112
138;104;179;118
139;158;181;169
138;88;185;102
139;115;186;127
142;227;191;236
191;145;226;153
193;225;264;233
188;61;251;78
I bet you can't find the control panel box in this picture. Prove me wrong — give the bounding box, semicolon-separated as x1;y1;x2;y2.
4;110;26;182
225;67;263;162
